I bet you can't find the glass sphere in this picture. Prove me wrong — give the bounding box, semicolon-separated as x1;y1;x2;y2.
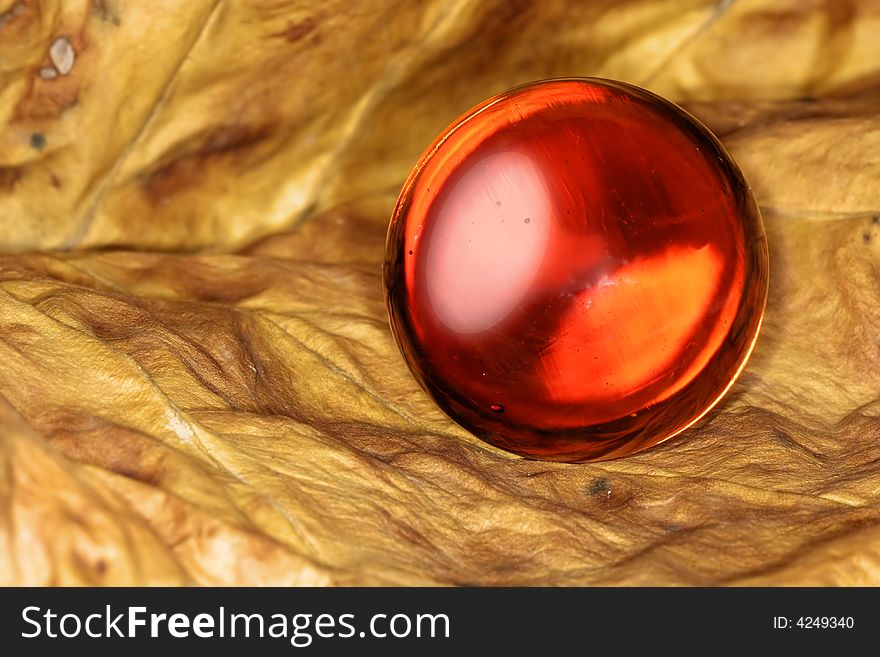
383;78;769;462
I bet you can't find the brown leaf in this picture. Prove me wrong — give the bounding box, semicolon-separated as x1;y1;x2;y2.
1;0;879;585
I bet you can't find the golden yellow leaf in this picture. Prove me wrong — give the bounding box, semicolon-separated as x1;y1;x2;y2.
0;0;879;585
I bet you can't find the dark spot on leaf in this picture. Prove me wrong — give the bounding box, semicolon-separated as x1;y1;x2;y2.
588;477;612;497
863;232;871;245
30;133;46;150
92;0;121;25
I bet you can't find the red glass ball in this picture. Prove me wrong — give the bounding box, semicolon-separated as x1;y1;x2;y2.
384;78;768;462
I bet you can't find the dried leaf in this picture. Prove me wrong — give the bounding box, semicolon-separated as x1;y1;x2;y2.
1;0;879;585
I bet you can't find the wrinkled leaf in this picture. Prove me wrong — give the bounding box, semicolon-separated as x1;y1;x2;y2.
1;0;879;585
